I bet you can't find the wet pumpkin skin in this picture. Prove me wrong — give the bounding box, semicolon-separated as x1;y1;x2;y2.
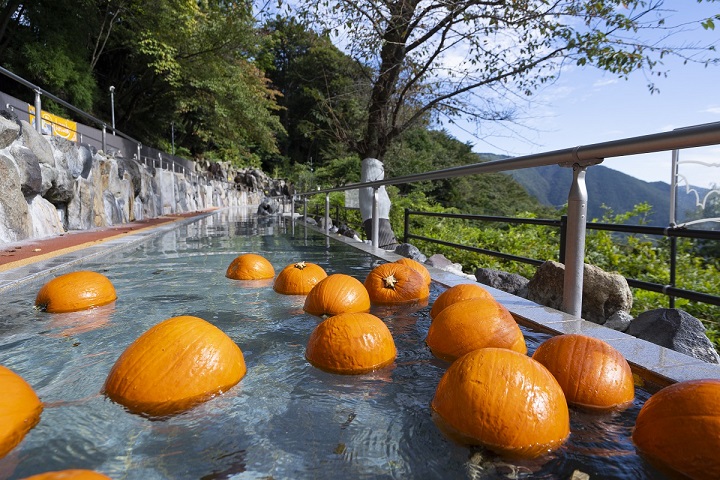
274;261;328;295
426;297;527;362
225;253;275;280
431;348;570;459
103;315;246;417
19;469;112;480
363;263;429;304
35;270;117;313
394;257;431;286
632;379;720;480
306;312;397;374
429;283;494;320
0;365;43;459
532;334;634;411
303;274;371;317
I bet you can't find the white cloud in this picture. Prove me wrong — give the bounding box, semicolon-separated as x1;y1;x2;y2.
703;106;720;115
592;78;619;88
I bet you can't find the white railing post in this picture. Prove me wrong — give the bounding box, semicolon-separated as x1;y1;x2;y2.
33;89;42;134
372;186;380;249
101;125;107;152
562;163;589;317
325;193;330;235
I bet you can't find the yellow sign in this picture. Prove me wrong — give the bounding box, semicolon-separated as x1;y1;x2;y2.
28;106;78;142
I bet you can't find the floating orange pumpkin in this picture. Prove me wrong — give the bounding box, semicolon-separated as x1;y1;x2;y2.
225;253;275;280
103;316;246;417
395;257;431;286
0;366;43;459
19;470;112;480
35;271;117;313
303;274;370;317
632;379;720;479
273;261;328;295
429;283;494;320
532;334;634;410
306;312;396;374
426;298;526;362
364;263;429;304
431;348;570;458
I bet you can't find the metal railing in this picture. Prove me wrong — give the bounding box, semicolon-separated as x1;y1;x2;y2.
292;120;720;318
403;210;720;308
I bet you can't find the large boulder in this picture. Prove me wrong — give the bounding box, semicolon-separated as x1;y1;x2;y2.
626;309;720;364
527;261;633;324
425;253;474;279
9;143;42;196
394;243;427;263
20;120;54;166
0;154;31;242
475;267;529;297
0;113;20;149
27;195;64;238
50;136;93;179
257;197;279;216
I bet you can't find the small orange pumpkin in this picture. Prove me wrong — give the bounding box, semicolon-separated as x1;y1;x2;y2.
35;271;117;313
395;257;431;286
306;312;397;374
426;298;526;362
0;365;43;459
103;316;246;417
429;283;494;320
364;263;429;304
632;379;720;479
273;261;328;295
225;253;275;280
532;334;634;410
303;274;370;317
19;470;112;480
432;348;569;458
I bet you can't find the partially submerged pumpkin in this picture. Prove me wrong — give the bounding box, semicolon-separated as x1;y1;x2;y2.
532;334;634;411
35;271;117;313
632;378;720;479
426;298;526;362
19;470;112;480
306;312;396;374
429;283;494;320
225;253;275;280
431;348;570;458
395;257;431;286
303;274;370;317
274;261;327;295
364;263;429;304
103;316;246;417
0;365;43;459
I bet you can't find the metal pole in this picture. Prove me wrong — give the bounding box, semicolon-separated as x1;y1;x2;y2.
109;86;116;135
137;144;142;164
303;196;308;221
34;89;42;134
669;149;679;226
325;193;330;235
171;121;175;155
562;164;589;317
372;187;380;249
102;125;107;152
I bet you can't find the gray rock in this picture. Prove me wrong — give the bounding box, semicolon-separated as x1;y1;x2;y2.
45;165;75;204
303;216;318;226
27;195;64;238
50;136;92;178
475;268;529;297
0;154;31;242
0;114;21;149
603;310;633;332
425;253;473;279
626;308;720;364
257;197;279;216
20;120;54;166
10;144;42;196
527;261;633;324
394;243;427;263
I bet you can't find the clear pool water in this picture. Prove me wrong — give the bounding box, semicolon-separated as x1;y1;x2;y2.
0;208;663;479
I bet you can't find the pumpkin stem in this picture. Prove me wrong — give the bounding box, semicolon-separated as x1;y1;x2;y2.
294;261;307;270
383;274;398;289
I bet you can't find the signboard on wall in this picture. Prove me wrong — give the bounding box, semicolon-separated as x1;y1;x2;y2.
28;106;78;142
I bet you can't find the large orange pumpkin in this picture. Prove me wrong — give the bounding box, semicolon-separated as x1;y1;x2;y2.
0;366;43;459
273;261;328;295
429;283;494;320
19;470;112;480
103;316;246;417
303;274;370;317
431;348;570;458
306;312;396;374
225;253;275;280
632;379;720;479
35;271;117;313
395;258;431;286
425;298;526;362
364;263;429;304
532;334;634;410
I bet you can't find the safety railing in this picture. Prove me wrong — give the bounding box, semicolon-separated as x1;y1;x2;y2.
291;120;720;318
402;210;720;308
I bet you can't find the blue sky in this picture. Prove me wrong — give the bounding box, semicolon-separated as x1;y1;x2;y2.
445;2;720;190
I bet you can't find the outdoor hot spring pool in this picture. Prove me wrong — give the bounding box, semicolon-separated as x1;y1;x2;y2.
0;208;664;479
